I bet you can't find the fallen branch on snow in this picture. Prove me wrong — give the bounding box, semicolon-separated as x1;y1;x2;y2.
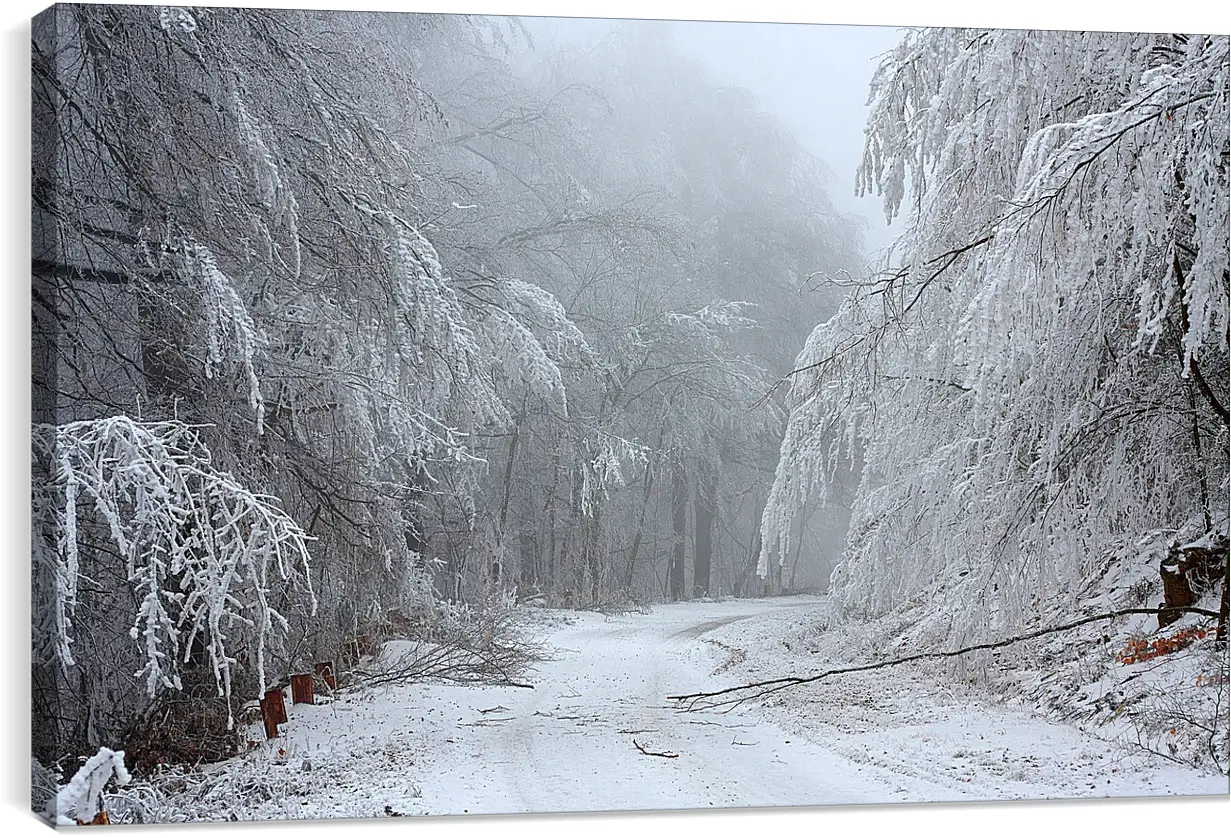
352;634;538;691
667;605;1221;711
633;739;679;758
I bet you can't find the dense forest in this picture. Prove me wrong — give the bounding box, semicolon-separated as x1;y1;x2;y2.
33;5;860;768
31;4;1228;820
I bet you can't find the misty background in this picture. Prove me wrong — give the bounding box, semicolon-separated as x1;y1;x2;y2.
520;15;906;258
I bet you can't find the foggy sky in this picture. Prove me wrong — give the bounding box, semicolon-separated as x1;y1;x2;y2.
667;20;906;258
519;15;907;263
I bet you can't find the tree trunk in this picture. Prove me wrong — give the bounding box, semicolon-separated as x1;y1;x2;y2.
624;459;658;592
518;528;538;591
1218;573;1229;644
786;500;815;592
1159;541;1198;629
1162;535;1229;636
582;505;604;606
625;423;666;592
543;451;562;594
669;464;687;601
693;475;715;598
496;407;524;534
737;502;764;597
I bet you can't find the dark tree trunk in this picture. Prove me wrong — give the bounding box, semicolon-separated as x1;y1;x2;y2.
737;502;764;597
625;424;666;592
543;453;562;594
1159;535;1228;630
582;505;603;606
786;500;815;592
497;399;527;535
1158;548;1193;630
693;475;715;598
519;528;538;591
669;464;687;601
624;461;657;591
1218;574;1229;643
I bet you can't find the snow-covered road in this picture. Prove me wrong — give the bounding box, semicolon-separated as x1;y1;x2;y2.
468;597;896;813
225;597;1226;820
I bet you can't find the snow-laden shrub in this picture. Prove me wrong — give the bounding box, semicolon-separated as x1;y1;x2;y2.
353;589;543;689
43;747;131;825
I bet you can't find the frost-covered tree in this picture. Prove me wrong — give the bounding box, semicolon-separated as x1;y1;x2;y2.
32;4;589;763
764;29;1229;651
400;20;861;603
32;6;864;771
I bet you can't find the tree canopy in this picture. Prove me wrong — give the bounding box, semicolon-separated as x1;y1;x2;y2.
763;28;1228;649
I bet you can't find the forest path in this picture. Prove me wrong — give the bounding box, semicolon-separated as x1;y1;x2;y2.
480;596;905;814
245;597;1225;820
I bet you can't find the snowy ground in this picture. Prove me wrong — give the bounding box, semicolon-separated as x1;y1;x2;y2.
213;596;1226;820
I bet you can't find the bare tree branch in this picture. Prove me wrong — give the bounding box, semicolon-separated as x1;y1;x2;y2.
632;739;679;758
667;606;1221;710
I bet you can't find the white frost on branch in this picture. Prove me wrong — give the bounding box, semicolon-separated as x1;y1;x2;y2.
475;277;593;416
664;301;757;333
31;417;315;712
45;747;131;825
158;7;197;34
179;239;268;433
230;86;303;279
579;431;650;517
765;29;1229;648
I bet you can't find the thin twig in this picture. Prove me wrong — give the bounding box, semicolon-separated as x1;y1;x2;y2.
633;739;679;759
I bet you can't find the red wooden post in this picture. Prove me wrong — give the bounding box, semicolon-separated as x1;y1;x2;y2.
290;673;314;705
315;660;336;691
260;687;287;739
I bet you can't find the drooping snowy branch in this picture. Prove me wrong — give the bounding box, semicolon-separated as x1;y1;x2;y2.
45;746;131;825
474;277;594;417
181;241;268;431
765;29;1229;646
31;417;315;707
578;430;650;518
